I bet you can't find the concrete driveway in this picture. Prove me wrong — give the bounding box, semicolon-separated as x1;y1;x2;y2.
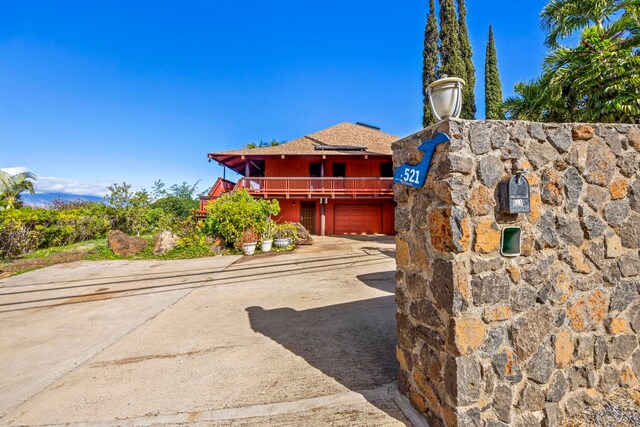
0;236;418;426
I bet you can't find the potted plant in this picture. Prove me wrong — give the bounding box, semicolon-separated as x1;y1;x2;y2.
238;227;258;256
274;222;298;248
260;219;275;253
274;223;291;248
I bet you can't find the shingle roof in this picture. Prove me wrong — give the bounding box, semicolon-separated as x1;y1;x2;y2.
208;122;398;159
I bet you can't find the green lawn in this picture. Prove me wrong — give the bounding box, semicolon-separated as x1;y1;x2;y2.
21;239;105;259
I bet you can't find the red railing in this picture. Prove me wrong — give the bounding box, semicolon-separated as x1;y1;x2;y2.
196;178;236;218
218;179;235;193
196;177;394;218
198;196;217;216
237;177;394;198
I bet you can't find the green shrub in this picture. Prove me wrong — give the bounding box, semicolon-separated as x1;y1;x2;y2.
152;196;198;220
105;182;166;235
0;180;205;259
176;233;214;257
0;205;111;258
202;189;280;248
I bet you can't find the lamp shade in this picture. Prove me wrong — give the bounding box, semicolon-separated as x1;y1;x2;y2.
426;77;466;121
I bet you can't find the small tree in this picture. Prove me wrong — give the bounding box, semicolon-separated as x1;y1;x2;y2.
105;182;152;235
151;180;200;220
485;25;504;119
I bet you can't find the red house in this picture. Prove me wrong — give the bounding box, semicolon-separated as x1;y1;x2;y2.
200;122;398;235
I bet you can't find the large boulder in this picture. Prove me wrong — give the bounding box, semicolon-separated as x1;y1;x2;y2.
153;231;178;256
291;222;314;245
108;230;147;256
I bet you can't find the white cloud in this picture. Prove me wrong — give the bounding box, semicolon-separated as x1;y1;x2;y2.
1;166;109;196
0;166;29;175
36;177;109;197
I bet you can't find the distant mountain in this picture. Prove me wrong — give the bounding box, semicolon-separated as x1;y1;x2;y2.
21;193;104;207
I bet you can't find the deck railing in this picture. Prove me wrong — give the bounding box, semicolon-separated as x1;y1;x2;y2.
198;196;218;215
236;177;394;198
217;179;236;193
196;177;394;218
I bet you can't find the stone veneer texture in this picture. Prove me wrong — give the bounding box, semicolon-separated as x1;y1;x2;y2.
392;119;640;427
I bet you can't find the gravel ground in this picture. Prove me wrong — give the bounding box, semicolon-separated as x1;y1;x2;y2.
564;389;640;427
0;250;88;277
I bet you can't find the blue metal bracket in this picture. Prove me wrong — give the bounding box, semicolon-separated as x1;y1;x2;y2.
393;132;450;188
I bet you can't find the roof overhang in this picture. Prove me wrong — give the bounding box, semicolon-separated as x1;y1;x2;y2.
208;152;391;175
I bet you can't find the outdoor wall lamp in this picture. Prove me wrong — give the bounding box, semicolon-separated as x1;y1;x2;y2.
426;76;466;121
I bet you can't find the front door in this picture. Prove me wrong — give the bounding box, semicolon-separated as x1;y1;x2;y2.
300;202;316;234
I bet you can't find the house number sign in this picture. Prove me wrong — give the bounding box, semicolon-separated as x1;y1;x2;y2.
393;132;450;189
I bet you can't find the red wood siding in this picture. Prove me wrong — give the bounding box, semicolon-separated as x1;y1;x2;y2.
274;199;300;224
266;158;311;177
274;198;395;235
264;157;391;178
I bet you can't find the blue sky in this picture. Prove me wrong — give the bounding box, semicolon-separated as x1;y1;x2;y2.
0;0;549;196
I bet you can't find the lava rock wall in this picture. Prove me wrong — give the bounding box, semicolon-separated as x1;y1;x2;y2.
393;119;640;427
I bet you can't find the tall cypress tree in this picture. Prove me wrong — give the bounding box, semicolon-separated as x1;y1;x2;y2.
438;0;465;90
423;0;439;127
457;0;476;119
485;24;504;119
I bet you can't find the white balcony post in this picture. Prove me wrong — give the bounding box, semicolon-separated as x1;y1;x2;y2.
320;199;326;237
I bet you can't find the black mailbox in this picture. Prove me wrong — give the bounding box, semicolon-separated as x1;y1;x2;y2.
499;174;531;214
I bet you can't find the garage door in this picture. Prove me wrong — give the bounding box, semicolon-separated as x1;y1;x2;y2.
334;205;382;234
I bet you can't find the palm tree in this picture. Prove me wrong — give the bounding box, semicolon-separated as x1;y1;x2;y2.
543;25;640;122
504;78;552;121
506;0;640;123
541;0;639;48
0;170;37;210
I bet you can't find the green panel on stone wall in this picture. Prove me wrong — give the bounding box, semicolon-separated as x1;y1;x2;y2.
501;227;521;257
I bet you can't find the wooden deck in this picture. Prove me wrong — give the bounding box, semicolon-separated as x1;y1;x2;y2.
197;177;394;218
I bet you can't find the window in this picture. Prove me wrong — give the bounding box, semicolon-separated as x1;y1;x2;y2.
332;163;346;177
309;162;322;177
380;162;393;177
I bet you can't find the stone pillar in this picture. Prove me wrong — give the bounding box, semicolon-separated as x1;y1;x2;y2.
393;120;640;427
